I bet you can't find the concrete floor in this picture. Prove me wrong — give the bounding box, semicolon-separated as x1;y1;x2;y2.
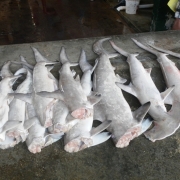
0;0;132;45
1;31;180;180
1;0;180;180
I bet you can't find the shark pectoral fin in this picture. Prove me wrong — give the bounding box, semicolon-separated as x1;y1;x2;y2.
2;120;22;133
133;101;151;122
44;133;63;147
90;120;112;137
9;75;22;86
36;90;64;101
20;56;34;70
116;74;127;83
116;82;137;97
161;85;175;102
24;117;37;130
141;118;153;134
14;68;27;76
88;92;102;105
145;68;152;75
91;132;111;146
13;56;33;70
164;93;173;105
46;65;54;72
9;93;33;104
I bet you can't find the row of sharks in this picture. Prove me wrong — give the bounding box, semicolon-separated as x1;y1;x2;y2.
0;37;179;154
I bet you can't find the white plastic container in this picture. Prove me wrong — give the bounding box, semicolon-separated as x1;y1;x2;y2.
126;0;140;14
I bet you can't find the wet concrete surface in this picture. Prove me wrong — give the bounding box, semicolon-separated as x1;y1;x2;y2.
0;31;180;179
0;0;132;46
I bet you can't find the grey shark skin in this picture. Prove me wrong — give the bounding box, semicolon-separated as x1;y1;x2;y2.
64;112;111;153
79;49;97;96
37;47;101;120
92;38;151;148
0;75;22;129
32;47;59;127
7;68;34;141
48;49;98;134
0;120;22;142
25;92;62;154
11;47;59;128
47;100;79;134
132;39;180;105
110;40;179;142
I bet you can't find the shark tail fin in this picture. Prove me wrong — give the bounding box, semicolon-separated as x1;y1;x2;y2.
91;132;111;146
149;44;180;58
79;49;93;72
93;38;112;55
31;47;57;63
59;47;78;66
109;40;129;57
132;38;160;56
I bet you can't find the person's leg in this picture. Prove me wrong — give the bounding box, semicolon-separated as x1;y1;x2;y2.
150;0;174;31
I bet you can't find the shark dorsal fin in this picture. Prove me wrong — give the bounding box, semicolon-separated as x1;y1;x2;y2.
79;49;93;72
